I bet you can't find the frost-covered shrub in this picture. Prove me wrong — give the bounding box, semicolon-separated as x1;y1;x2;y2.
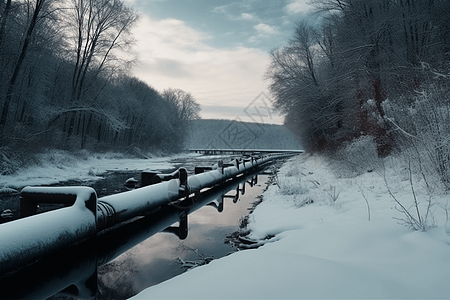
331;135;382;177
275;173;306;196
0;148;21;175
284;165;300;177
326;185;340;203
380;89;450;230
35;150;80;169
96;151;127;160
384;89;450;188
0;123;45;174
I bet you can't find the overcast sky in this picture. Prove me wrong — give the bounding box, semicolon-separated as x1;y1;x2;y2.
122;0;316;125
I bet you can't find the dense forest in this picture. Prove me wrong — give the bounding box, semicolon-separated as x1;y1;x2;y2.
267;0;450;185
0;0;200;174
185;119;301;150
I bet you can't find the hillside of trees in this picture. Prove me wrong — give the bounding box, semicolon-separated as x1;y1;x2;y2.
0;0;200;174
267;0;450;186
185;119;301;151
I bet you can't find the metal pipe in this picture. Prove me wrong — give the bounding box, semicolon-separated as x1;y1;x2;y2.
0;153;293;277
0;187;97;276
189;148;304;155
96;156;272;230
97;176;182;231
0;174;256;299
186;155;271;193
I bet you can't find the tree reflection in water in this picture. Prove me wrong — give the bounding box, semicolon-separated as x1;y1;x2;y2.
97;252;138;299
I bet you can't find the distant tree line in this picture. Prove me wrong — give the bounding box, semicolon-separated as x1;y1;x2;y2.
267;0;450;156
186;119;301;150
0;0;200;172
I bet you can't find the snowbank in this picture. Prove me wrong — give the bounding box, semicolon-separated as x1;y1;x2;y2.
131;154;450;299
0;151;198;189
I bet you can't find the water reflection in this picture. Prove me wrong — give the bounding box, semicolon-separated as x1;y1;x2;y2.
0;173;262;300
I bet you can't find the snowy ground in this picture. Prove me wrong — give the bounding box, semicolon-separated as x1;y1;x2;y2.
131;154;450;299
0;151;199;189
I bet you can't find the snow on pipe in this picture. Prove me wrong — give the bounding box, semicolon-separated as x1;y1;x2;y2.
1;175;255;300
0;153;286;276
0;187;97;276
98;173;256;266
186;156;271;193
96;155;273;230
97;177;183;231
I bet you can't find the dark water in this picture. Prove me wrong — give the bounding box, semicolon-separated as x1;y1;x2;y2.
94;173;268;299
0;155;273;300
0;154;241;223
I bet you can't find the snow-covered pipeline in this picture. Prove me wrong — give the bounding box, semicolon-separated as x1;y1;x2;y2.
96;156;274;229
0;154;283;276
0;187;97;276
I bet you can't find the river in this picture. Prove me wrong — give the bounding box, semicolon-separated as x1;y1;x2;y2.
0;154;278;299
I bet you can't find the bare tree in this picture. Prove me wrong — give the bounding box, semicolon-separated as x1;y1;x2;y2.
57;0;138;142
266;20;350;152
159;88;201;150
0;0;56;133
161;88;201;125
290;21;320;86
0;0;12;49
67;0;138;103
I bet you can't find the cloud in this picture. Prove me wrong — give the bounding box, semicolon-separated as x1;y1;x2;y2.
145;18;212;50
212;2;251;14
240;12;255;21
212;5;228;14
129;15;281;123
248;23;278;44
122;0;165;4
284;0;314;15
254;23;277;35
212;2;255;22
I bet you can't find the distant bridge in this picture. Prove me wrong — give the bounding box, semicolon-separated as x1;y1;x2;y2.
188;148;304;155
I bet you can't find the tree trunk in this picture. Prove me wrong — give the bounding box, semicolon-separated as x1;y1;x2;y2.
0;0;45;132
81;113;92;149
0;0;11;48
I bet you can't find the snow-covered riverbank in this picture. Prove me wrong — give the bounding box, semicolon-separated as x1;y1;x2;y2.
0;151;194;189
131;154;450;299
